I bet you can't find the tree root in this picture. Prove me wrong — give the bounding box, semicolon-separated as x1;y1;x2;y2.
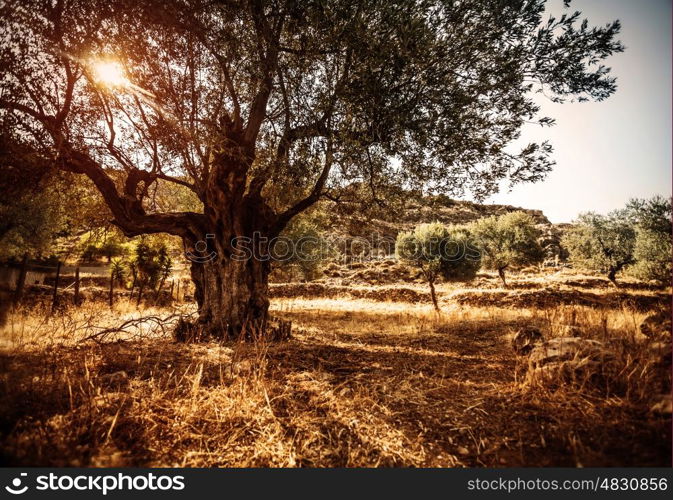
172;316;292;343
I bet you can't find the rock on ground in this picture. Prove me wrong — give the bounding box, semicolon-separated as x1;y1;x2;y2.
526;337;616;388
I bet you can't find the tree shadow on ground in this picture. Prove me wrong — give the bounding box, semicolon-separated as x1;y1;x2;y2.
0;306;670;466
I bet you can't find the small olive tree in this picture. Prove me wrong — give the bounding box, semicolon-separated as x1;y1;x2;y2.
470;212;544;287
273;218;330;282
630;229;672;285
624;197;672;285
562;212;636;285
396;223;481;311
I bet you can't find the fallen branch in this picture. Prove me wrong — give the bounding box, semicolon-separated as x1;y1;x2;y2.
79;312;196;344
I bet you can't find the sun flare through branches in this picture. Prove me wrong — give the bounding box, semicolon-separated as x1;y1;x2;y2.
92;60;128;87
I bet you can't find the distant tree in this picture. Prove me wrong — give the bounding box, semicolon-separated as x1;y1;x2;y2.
0;135;64;258
396;223;480;311
630;229;672;285
80;233;128;263
1;0;623;338
274;217;330;282
470;212;544;287
562;212;636;286
624;197;672;285
129;238;173;304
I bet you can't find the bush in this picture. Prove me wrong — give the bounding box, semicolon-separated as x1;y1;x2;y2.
470;211;544;286
396;222;480;310
274;217;330;282
563;197;671;286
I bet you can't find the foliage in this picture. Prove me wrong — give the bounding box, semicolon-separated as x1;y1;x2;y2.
274;214;330;282
0;0;624;225
622;196;673;235
0;135;64;258
110;257;126;287
624;197;672;284
470;212;544;284
629;229;672;285
80;233;128;263
396;222;480;309
129;238;173;292
562;212;636;283
562;197;672;284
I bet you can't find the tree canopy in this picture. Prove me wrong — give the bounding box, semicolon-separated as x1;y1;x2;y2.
396;222;480;310
470;211;544;286
564;197;672;285
1;0;624;221
0;0;624;336
562;211;636;285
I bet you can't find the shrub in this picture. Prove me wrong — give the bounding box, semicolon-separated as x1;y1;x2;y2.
470;211;544;286
396;222;480;311
274;218;330;282
562;212;635;285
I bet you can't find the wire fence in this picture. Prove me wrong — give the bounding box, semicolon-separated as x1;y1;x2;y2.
1;257;186;310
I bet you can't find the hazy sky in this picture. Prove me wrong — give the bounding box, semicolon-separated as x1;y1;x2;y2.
486;0;672;223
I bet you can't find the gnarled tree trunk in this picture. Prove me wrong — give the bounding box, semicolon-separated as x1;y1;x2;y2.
181;141;281;340
188;251;271;339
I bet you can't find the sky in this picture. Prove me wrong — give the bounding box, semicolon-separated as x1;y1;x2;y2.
486;0;672;223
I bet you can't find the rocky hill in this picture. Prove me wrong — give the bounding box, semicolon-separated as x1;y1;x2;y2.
316;194;552;258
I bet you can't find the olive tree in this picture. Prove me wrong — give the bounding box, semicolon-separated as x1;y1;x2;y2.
0;0;623;338
396;223;480;310
562;212;636;285
625;197;672;285
273;216;330;282
470;211;544;287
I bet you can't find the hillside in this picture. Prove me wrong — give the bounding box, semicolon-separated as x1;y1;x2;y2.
314;193;553;258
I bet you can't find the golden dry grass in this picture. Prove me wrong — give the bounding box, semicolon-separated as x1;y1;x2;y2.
0;275;670;467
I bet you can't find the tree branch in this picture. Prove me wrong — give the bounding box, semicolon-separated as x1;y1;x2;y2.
270;138;333;236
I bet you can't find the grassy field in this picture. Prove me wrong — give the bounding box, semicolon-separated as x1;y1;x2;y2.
0;269;670;467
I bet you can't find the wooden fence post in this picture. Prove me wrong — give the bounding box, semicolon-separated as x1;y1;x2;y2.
109;267;114;308
51;261;61;313
13;252;28;305
74;266;81;306
136;281;144;307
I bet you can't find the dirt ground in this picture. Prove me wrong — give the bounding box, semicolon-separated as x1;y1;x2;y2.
0;270;670;467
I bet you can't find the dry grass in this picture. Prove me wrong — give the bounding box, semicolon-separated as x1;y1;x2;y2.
0;276;670;467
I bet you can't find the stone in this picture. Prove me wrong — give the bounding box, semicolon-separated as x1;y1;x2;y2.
650;394;672;416
640;311;672;340
526;337;616;387
512;327;543;355
528;337;611;366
